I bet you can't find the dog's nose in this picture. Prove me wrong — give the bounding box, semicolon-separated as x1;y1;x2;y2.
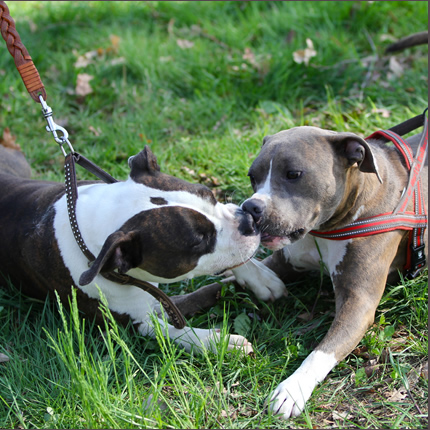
242;199;266;224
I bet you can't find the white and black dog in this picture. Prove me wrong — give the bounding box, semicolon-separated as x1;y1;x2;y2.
0;142;285;354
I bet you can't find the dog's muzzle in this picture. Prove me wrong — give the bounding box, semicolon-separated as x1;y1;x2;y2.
237;208;259;236
242;199;266;226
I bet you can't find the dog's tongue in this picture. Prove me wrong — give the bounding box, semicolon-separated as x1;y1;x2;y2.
261;233;287;250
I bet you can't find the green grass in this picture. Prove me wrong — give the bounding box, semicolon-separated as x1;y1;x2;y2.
0;1;428;428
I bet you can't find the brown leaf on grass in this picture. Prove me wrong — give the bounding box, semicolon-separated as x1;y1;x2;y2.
0;127;21;151
388;56;404;78
371;107;391;118
385;387;408;402
28;19;37;33
167;18;175;36
421;360;428;380
332;410;350;420
74;50;98;68
352;346;370;359
75;73;94;97
88;126;102;137
177;39;194;49
242;47;258;67
293;38;317;66
181;166;196;176
379;34;397;43
297;312;313;321
74;35;121;69
0;352;10;363
108;34;121;54
219;406;238;420
364;358;379;377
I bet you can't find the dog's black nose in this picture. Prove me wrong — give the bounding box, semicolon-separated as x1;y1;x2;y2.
242;199;266;224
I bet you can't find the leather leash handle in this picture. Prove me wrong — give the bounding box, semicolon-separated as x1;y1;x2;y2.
0;0;46;102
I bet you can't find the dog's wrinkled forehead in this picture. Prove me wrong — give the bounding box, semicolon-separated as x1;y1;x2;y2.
128;146;217;206
262;126;337;147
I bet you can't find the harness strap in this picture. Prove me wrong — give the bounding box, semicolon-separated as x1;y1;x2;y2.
64;153;186;329
73;152;119;184
310;113;428;278
388;110;428;137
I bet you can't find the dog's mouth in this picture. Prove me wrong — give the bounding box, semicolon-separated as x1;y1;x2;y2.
260;227;306;250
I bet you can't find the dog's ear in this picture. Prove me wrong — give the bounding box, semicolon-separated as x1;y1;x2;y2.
79;231;142;286
262;135;272;147
332;133;383;183
128;145;161;176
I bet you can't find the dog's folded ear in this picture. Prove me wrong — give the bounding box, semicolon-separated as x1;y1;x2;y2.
331;133;383;183
79;231;142;286
128;145;161;177
262;135;272;147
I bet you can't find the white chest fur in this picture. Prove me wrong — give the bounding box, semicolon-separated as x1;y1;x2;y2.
283;235;351;279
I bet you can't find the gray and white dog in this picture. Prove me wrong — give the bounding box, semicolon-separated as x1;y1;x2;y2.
233;125;427;418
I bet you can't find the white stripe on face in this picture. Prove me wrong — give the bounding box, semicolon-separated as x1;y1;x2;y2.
255;159;273;198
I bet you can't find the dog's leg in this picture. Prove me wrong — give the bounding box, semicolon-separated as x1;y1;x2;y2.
137;318;253;355
268;235;402;418
232;257;287;301
168;281;224;317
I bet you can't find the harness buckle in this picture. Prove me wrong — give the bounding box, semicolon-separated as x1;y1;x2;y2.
406;244;427;279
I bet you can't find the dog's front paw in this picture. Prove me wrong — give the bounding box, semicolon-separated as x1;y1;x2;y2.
225;333;254;355
210;330;254;355
232;259;287;301
267;374;314;419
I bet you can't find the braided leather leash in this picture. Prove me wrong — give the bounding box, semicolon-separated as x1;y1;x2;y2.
0;1;46;102
0;1;186;329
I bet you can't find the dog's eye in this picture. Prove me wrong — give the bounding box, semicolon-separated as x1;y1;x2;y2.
286;171;302;180
191;233;206;248
248;174;256;188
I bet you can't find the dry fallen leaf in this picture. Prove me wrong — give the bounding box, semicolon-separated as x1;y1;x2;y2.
177;39;194;49
293;38;317;66
388;56;404;78
242;47;258;67
332;410;350;420
109;34;121;54
421;360;428;380
0;352;10;363
108;57;126;67
380;34;397;43
88;126;102;136
372;107;391;118
385;387;408;402
0;127;21;151
75;73;94;97
74;50;98;68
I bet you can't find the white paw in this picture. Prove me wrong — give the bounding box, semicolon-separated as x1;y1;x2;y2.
268;374;314;419
210;330;254;355
174;327;253;355
267;351;337;419
232;259;287;301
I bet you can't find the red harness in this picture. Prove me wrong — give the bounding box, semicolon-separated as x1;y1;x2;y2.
310;115;428;279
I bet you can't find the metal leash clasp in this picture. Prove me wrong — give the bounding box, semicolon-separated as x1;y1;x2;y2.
39;94;74;156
